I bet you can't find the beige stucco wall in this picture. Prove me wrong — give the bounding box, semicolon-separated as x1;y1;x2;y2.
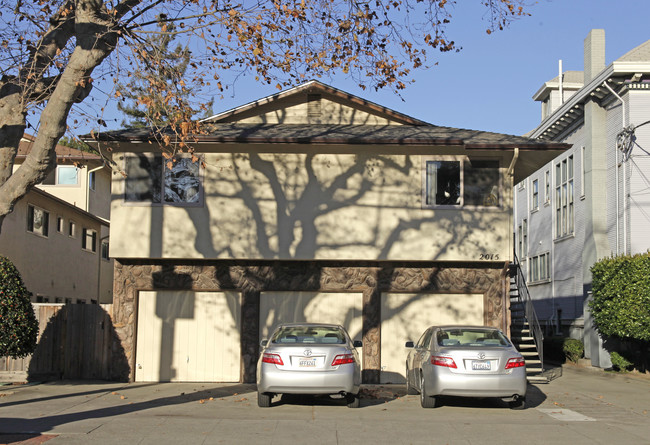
221;97;402;125
110;148;513;262
0;190;112;303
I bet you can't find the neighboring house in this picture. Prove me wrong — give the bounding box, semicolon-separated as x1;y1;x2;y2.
0;136;113;303
513;30;650;368
88;80;568;383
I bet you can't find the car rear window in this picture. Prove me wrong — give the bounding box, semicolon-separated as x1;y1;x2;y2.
437;328;509;347
272;326;346;344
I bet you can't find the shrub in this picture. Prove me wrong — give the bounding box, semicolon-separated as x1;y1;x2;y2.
0;256;38;359
562;338;584;363
610;351;633;372
590;253;650;342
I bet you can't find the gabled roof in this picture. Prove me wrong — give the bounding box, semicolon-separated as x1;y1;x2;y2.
201;80;428;126
84;81;570;182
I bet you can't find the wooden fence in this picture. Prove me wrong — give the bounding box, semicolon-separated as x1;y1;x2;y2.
0;303;127;382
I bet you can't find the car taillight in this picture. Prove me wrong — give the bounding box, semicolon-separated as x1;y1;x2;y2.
505;357;526;369
431;355;457;368
262;353;284;365
331;354;355;366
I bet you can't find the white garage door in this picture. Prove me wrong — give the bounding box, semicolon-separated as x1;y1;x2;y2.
380;292;484;384
260;291;363;343
135;290;241;382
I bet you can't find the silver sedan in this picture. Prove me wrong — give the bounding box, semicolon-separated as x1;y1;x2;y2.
257;323;362;408
405;325;527;409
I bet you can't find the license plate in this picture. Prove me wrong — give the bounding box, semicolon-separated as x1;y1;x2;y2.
299;358;316;367
472;360;491;371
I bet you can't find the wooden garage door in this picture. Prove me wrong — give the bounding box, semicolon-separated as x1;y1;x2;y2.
135;291;241;382
259;291;363;343
380;293;484;384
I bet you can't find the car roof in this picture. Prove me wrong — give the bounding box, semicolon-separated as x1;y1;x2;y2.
275;322;344;328
432;325;501;330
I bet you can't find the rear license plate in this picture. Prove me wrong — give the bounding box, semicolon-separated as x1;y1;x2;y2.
472;360;491;371
299;358;316;367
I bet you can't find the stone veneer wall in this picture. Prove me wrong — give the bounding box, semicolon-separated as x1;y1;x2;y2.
112;260;508;383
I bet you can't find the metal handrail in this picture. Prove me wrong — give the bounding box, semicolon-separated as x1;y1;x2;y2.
511;253;544;371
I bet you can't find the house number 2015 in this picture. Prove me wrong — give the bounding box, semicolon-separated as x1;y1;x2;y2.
479;254;500;260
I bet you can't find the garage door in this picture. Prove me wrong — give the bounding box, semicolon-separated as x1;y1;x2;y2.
260;291;363;343
380;293;484;384
135;290;241;382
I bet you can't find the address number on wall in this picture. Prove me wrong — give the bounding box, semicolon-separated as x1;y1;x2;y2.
479;254;500;260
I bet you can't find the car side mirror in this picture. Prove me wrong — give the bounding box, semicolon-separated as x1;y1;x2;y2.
405;341;414;348
353;340;362;348
260;339;268;347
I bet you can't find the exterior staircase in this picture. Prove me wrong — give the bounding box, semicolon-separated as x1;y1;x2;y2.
509;256;548;384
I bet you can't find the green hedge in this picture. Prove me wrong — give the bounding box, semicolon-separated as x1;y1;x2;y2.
590;253;650;342
0;256;38;359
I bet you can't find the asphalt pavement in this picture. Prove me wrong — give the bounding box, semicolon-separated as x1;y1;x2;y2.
1;363;649;445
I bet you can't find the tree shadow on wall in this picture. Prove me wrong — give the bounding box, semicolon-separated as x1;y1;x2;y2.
27;304;129;382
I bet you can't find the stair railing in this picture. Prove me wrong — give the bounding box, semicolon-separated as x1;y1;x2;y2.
511;253;544;371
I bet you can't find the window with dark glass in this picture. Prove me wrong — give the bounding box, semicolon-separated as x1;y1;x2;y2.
125;154;201;205
82;228;97;252
27;205;49;237
424;158;499;208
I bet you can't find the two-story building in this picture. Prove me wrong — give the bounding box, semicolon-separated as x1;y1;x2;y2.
0;136;113;303
514;30;650;368
90;81;568;383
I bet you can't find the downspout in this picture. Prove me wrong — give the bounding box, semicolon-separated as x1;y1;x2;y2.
603;81;626;255
507;147;519;334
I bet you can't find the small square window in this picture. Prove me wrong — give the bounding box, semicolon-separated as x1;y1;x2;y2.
57;166;79;185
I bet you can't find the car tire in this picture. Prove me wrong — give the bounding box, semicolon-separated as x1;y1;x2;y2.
405;367;417;395
509;397;526;410
419;374;438;408
346;393;360;408
258;392;272;408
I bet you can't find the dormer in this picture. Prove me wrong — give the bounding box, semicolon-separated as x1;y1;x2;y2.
532;70;584;121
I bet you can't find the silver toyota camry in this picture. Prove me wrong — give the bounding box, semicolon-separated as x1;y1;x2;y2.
257;323;362;408
405;325;527;409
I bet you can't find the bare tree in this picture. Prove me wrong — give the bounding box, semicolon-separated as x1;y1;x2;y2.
0;0;529;231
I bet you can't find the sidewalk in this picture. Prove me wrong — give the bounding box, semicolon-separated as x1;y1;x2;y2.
1;364;649;444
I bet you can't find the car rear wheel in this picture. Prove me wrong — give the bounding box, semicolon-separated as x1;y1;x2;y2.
346;393;360;408
258;392;272;408
405;366;417;395
419;374;438;408
509;396;526;410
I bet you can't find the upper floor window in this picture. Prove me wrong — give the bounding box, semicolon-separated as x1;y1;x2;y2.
101;240;110;260
89;171;96;191
125;154;202;205
555;155;574;238
68;220;76;238
529;252;550;283
56;216;64;233
531;179;539;211
82;228;97;252
42;165;79;186
27;204;49;237
544;170;551;204
423;158;499;208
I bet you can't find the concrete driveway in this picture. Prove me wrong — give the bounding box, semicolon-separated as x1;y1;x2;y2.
1;364;649;444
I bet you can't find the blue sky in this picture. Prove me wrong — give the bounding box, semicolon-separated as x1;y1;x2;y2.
78;0;650;138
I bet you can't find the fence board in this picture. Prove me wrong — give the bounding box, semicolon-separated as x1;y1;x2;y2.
0;303;118;381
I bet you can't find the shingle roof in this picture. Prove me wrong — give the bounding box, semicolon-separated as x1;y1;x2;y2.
92;123;568;150
617;40;650;62
17;135;101;162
